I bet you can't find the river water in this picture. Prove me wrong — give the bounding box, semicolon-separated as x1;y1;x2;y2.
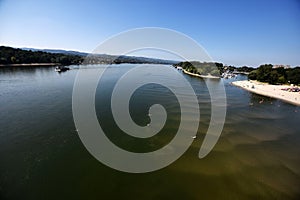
0;64;299;199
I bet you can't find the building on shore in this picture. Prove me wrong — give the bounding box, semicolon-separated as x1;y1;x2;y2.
273;64;290;69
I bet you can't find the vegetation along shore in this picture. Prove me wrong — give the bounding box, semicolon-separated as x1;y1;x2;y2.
0;46;175;66
232;64;300;106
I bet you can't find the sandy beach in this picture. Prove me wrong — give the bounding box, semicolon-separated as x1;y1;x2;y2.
232;80;300;106
182;69;220;79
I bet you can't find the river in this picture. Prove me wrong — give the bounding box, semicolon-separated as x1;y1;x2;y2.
0;64;299;199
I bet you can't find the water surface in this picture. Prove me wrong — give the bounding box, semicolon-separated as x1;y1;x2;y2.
0;65;299;199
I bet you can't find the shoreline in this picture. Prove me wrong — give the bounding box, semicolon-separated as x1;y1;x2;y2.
0;63;60;67
182;69;220;79
232;80;300;106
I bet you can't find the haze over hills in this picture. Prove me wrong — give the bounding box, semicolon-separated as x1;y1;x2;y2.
20;47;178;65
21;47;89;57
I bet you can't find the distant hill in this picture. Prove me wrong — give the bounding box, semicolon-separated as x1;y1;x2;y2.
21;48;88;57
0;46;83;65
19;47;177;65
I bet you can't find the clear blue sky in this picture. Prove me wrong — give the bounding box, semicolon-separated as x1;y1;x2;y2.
0;0;299;67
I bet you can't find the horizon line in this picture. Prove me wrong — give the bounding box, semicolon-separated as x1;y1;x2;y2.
1;45;299;68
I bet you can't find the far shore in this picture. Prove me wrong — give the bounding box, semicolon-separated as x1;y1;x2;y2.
182;69;220;79
0;63;60;67
232;80;300;106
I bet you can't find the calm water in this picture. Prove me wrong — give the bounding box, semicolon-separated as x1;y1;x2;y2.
0;65;300;200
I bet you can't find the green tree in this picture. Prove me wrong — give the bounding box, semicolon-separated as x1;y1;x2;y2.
10;56;16;63
286;67;300;85
256;64;273;82
269;70;279;84
278;76;285;84
211;69;220;76
248;70;257;80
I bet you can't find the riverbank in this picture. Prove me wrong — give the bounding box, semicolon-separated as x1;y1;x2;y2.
232;80;300;106
182;69;220;79
0;63;60;67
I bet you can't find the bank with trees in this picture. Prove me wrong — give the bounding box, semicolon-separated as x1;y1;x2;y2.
248;64;300;85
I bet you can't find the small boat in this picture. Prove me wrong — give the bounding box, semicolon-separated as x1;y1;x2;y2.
55;66;70;72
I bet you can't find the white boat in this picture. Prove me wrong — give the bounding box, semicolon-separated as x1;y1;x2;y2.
55;66;70;72
222;72;237;79
55;67;61;72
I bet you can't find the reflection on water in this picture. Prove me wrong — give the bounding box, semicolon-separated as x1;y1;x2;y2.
0;65;299;199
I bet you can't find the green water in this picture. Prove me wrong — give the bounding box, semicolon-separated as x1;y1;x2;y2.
0;65;299;199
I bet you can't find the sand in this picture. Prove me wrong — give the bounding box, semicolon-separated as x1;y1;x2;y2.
182;69;220;79
232;80;300;106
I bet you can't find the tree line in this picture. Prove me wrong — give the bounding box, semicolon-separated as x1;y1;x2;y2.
0;46;84;65
173;61;255;76
173;61;224;76
0;46;176;66
2;46;298;85
248;64;300;85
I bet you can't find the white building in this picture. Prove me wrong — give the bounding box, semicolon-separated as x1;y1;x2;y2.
273;64;290;69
